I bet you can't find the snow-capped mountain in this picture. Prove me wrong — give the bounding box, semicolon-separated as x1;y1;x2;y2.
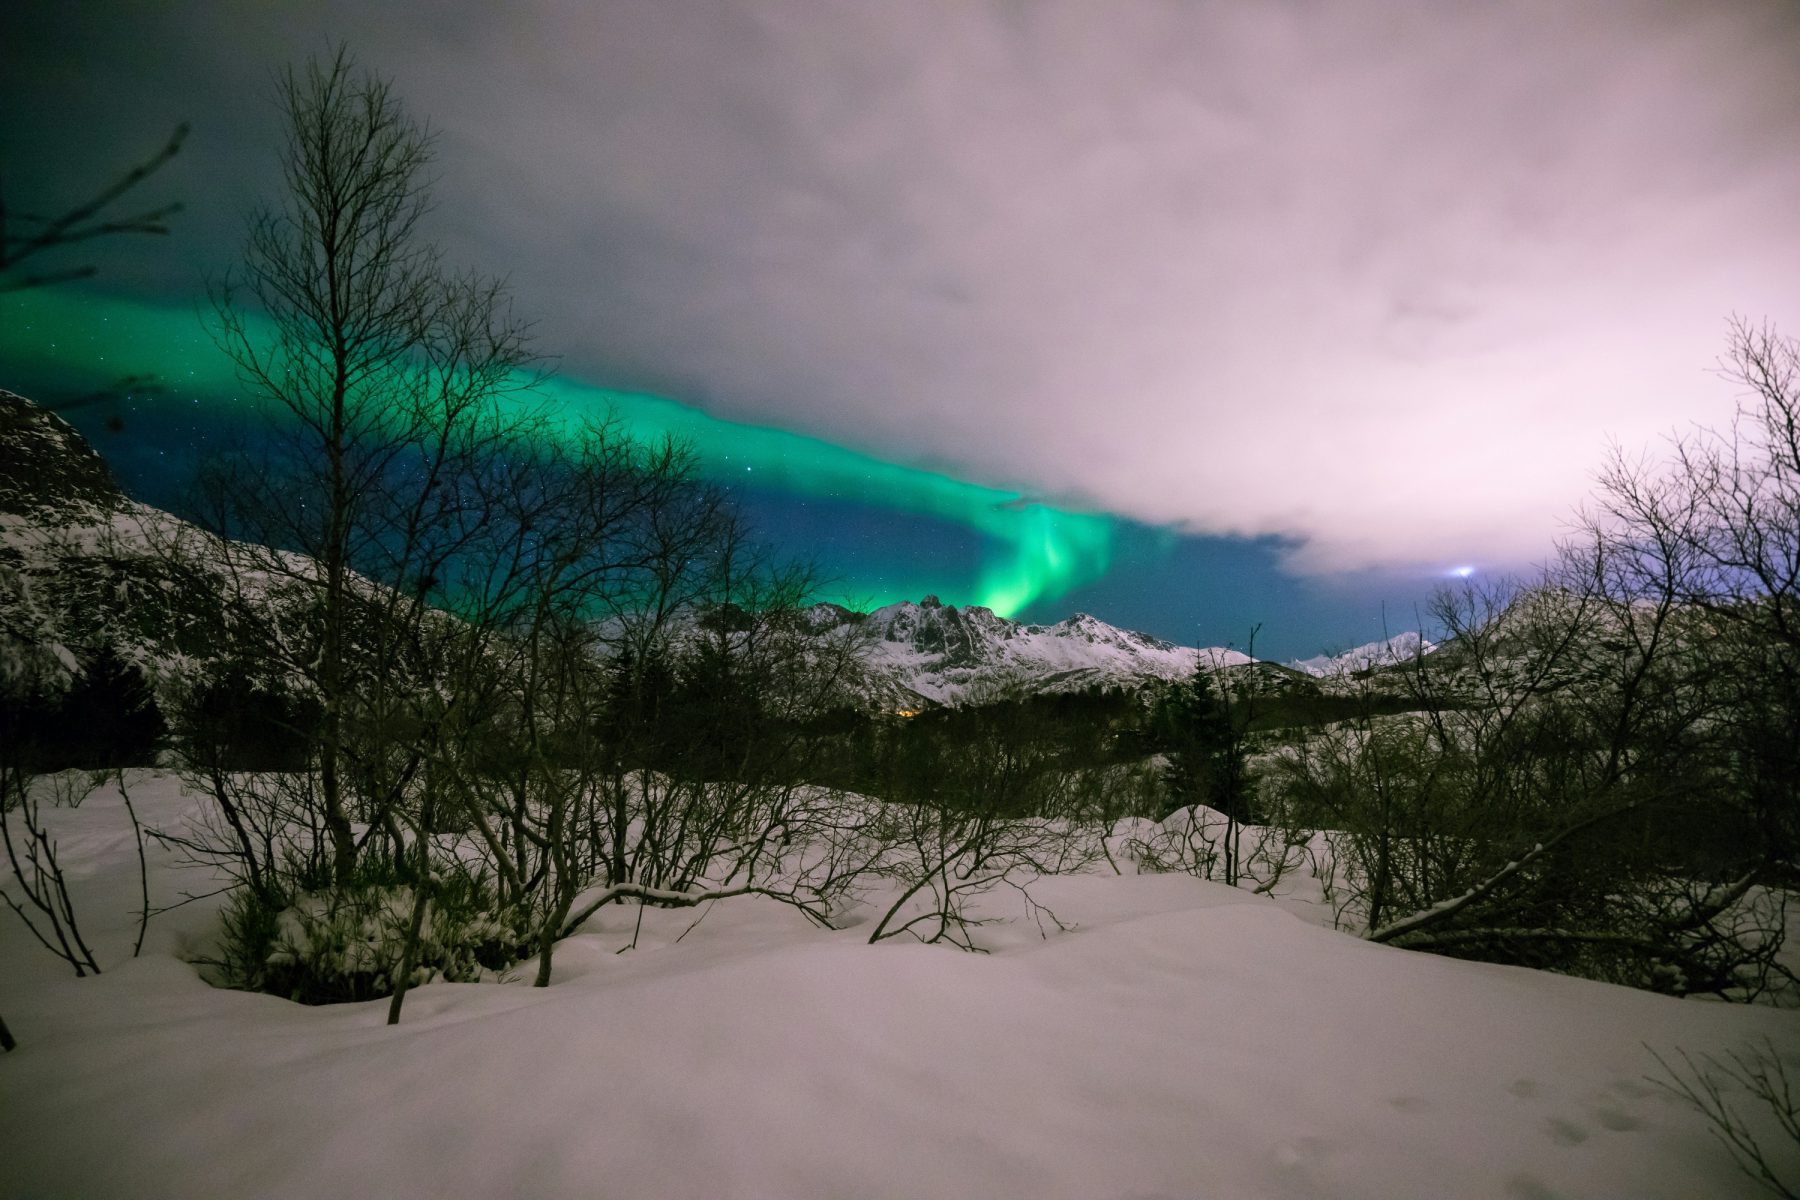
0;387;123;518
805;595;1254;708
0;388;348;697
2;388;1333;712
1287;631;1435;678
0;389;249;688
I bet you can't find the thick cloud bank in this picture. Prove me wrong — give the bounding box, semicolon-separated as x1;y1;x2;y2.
7;0;1799;574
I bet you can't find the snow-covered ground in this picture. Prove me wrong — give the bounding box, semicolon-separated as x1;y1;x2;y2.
3;772;1796;1200
1288;631;1435;678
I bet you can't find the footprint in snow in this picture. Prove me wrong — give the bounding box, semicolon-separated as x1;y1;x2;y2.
1591;1105;1643;1132
1271;1135;1331;1171
1505;1173;1570;1200
1544;1116;1589;1146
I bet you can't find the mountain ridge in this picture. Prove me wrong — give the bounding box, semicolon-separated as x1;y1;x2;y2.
1;387;1431;709
803;593;1261;708
1287;631;1436;678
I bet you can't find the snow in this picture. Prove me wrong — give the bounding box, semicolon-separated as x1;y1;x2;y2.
1289;631;1436;678
852;599;1254;706
3;771;1797;1199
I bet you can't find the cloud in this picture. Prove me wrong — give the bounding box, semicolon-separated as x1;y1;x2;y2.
7;0;1799;575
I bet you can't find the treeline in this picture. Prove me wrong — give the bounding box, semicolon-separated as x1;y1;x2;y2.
0;644;165;770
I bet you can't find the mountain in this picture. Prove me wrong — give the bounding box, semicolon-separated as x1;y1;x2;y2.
804;595;1255;709
0;387;124;518
0;389;257;689
1288;631;1435;678
0;388;343;707
2;388;1324;713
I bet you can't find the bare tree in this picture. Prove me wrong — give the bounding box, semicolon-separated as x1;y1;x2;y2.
1649;1039;1800;1199
1;581;163;986
0;116;188;1050
202;45;534;892
1;768;103;977
1273;515;1791;997
854;679;1096;949
1593;317;1800;865
157;49;881;1014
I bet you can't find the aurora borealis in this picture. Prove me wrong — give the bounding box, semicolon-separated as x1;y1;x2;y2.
4;287;1115;618
1;285;1429;657
6;1;1798;659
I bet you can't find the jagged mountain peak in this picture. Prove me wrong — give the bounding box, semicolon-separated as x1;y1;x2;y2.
0;389;125;518
1288;631;1436;677
824;596;1255;707
859;597;1019;670
1046;611;1181;654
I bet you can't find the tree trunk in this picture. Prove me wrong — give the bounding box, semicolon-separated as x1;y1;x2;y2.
385;881;430;1026
386;793;437;1026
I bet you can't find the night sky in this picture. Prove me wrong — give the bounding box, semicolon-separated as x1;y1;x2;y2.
5;2;1798;660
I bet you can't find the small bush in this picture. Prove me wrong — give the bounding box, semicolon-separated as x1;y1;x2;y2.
213;866;527;1004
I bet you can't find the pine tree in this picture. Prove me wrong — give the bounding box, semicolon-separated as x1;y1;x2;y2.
58;644;166;767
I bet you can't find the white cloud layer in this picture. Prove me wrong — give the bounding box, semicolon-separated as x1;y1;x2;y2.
9;0;1799;573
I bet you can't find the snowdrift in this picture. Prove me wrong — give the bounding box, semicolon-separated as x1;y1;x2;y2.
2;772;1796;1199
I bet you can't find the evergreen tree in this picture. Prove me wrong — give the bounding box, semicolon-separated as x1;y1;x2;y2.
58;644;166;767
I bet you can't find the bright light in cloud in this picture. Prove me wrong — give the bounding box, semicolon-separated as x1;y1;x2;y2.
1448;566;1477;579
413;0;1793;577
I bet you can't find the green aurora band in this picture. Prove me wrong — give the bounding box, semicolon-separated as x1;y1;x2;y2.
2;289;1114;617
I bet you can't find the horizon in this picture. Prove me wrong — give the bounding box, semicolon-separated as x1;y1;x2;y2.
4;288;1452;661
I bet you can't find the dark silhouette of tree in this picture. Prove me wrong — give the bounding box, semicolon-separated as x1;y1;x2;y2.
0;645;164;770
1;125;186;292
58;645;165;768
204;44;534;890
173;659;319;773
1155;639;1263;886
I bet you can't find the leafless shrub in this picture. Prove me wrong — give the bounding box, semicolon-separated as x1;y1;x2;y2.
1;769;102;976
1649;1038;1800;1199
863;799;1080;950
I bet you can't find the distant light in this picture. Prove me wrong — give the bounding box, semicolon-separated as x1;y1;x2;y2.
1448;565;1476;578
